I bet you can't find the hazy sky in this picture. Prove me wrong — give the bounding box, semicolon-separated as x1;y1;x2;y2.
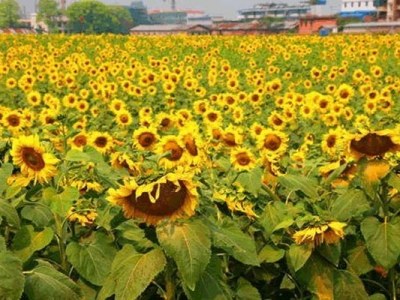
18;0;341;19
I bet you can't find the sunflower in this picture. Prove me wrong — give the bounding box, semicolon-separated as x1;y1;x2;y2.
230;147;258;171
133;126;159;151
321;128;345;157
110;152;140;176
156;135;188;169
26;90;42;107
335;83;354;104
347;129;400;159
3;110;25;132
89;131;114;154
10;134;59;184
68;132;88;150
257;129;288;161
107;169;198;226
222;126;244;148
179;125;205;166
268;111;286;131
203;109;223;128
359;159;391;183
293;221;346;248
115;110;133;127
155;112;176;131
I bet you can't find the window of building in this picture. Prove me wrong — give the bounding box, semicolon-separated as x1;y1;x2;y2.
344;3;347;8
358;1;361;7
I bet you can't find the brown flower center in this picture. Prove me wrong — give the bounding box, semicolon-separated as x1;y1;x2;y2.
74;135;87;147
184;137;198;156
138;132;155;147
164;141;184;161
326;135;336;148
22;147;45;171
207;112;218;122
129;180;187;216
7;115;20;127
264;134;282;151
223;133;237;147
95;136;108;148
351;133;395;156
236;153;251;166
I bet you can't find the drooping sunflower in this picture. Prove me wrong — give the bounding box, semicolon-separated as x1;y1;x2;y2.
293;221;346;248
347;129;400;160
179;125;206;166
110;152;141;176
10;134;59;184
132;126;159;151
107;169;198;226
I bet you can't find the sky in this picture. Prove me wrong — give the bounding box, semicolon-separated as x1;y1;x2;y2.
18;0;341;20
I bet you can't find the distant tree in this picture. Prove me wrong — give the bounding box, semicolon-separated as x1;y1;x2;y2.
66;0;132;34
37;0;60;33
0;0;21;29
108;6;133;34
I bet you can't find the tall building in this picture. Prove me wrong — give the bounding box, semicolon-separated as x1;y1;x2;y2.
374;0;400;21
125;1;153;25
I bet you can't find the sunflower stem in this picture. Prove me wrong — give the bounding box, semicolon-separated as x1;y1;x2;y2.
262;183;281;202
164;260;175;300
390;269;397;300
55;214;69;272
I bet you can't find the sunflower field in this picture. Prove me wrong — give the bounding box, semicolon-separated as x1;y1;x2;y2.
1;33;400;299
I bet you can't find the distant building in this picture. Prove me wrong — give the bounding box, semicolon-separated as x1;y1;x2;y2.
186;11;213;26
374;0;400;21
21;13;69;33
125;1;153;25
343;20;400;32
339;0;376;20
149;10;187;24
298;15;337;34
237;3;311;20
130;24;212;35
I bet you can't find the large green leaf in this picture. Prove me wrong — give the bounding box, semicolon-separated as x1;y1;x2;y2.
297;255;334;300
65;149;91;162
316;243;341;267
66;231;117;286
0;236;6;253
0;163;13;194
259;201;286;237
361;216;400;269
21;205;53;227
236;167;263;196
43;186;80;217
0;199;20;229
210;218;259;266
183;255;233;300
346;245;374;276
333;270;369;300
236;277;261;300
0;252;24;300
13;225;54;262
98;245;166;300
115;219;154;250
330;189;371;221
157;219;211;290
277;174;319;200
24;260;82;300
286;243;313;272
258;244;285;264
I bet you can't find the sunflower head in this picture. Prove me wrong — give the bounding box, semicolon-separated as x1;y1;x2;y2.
107;169;198;226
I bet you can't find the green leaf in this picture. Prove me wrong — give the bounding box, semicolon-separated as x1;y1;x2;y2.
258;244;285;263
157;219;211;290
13;225;54;262
0;252;24;299
43;186;80;217
259;202;286;237
346;245;374;276
24;260;82;300
388;173;400;191
236;277;261;300
297;255;334;300
236;167;263;196
210;218;259;266
361;216;400;269
21;205;53;227
286;243;313;272
0;163;13;194
333;270;369;300
0;236;6;253
66;231;117;286
99;245;166;300
316;243;341;267
84;146;104;163
277;174;319;199
0;199;20;229
369;294;388;300
330;189;370;221
65;149;91;162
183;255;233;300
115;219;154;250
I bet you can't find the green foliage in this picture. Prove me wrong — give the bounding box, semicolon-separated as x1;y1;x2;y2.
37;0;60;33
66;1;133;34
0;251;24;299
0;0;20;29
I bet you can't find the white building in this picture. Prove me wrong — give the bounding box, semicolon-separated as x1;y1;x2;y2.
339;0;376;20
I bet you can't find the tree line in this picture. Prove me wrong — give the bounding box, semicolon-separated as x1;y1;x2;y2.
0;0;133;34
